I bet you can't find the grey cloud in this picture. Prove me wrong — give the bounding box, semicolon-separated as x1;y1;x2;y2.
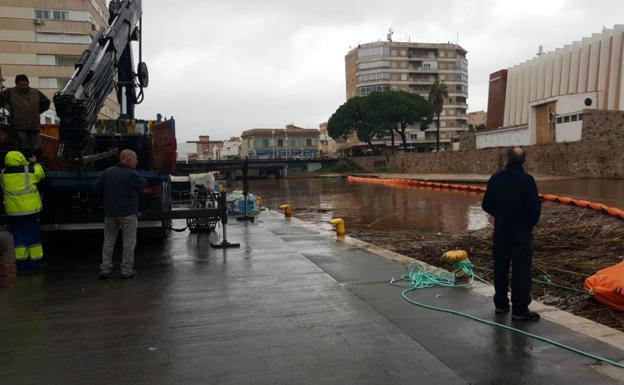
134;0;624;141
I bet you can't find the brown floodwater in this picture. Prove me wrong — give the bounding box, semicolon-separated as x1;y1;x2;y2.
231;177;624;234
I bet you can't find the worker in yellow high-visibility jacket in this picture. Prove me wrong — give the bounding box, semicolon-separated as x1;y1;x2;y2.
1;151;45;270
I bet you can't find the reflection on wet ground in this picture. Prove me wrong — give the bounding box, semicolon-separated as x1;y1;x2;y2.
230;177;624;234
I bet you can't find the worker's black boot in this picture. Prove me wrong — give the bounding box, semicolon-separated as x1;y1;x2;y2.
512;310;540;321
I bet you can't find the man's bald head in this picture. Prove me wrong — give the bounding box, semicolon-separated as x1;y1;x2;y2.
119;149;138;169
507;146;526;165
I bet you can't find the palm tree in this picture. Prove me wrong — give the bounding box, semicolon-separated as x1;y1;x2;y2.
429;80;448;152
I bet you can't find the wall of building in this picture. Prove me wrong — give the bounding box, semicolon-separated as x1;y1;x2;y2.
475;125;530;149
582;109;624;141
351;138;624;178
351;109;624;177
486;69;507;129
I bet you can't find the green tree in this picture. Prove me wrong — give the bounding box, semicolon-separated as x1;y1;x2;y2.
327;96;384;154
428;80;448;151
366;91;432;152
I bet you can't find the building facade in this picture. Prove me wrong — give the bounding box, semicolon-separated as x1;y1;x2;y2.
221;137;241;160
241;125;320;159
0;0;120;123
482;25;624;149
344;40;469;151
467;110;487;130
318;122;338;158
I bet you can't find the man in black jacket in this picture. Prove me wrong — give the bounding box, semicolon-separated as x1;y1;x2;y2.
94;149;147;279
482;147;541;321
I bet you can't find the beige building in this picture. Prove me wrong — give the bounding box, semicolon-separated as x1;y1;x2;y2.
481;25;624;149
0;0;120;123
467;110;487;129
345;39;468;151
241;124;320;159
318;122;338;158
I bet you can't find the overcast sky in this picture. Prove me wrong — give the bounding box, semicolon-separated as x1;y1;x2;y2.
134;0;624;141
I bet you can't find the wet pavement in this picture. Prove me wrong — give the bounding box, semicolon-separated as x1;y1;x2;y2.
0;211;623;384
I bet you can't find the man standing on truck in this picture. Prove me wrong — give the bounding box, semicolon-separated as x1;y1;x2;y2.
0;75;50;160
0;151;46;271
95;149;147;279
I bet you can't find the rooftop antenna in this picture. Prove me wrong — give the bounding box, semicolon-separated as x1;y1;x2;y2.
387;28;393;42
536;45;544;57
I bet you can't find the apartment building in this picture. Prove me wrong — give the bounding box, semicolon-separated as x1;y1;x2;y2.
345;40;468;151
0;0;120;123
241;125;320;159
481;25;624;149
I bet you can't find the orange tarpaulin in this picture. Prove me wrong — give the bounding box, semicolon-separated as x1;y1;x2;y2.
585;261;624;311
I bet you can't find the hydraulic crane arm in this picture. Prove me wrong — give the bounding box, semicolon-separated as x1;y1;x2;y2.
53;0;148;159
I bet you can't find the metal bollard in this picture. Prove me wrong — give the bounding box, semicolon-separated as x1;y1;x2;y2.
211;187;240;249
279;204;292;218
329;218;346;236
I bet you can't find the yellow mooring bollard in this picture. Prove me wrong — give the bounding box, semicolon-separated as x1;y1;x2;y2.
329;218;346;236
279;204;292;218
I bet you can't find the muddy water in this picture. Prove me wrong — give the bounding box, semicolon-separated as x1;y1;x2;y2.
537;179;624;208
239;178;487;233
232;177;624;234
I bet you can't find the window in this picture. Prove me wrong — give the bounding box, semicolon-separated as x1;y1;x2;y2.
277;139;284;147
44;116;52;124
290;138;300;147
305;138;314;146
578;113;583;121
358;46;390;58
52;10;69;20
357;61;389;71
57;56;80;67
39;78;58;88
556;117;563;124
35;9;69;20
563;116;570;123
35;10;51;19
358;72;391;83
37;55;56;65
358;84;390;95
36;33;92;44
571;115;578;122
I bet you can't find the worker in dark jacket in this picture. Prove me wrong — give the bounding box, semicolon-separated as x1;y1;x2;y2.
0;74;50;160
482;147;541;321
94;149;147;279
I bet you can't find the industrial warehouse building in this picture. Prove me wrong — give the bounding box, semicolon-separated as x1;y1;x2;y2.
481;25;624;149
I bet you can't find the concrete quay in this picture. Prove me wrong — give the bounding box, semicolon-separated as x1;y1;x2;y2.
0;211;622;384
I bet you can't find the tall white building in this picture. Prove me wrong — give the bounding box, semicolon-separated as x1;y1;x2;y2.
482;25;624;148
